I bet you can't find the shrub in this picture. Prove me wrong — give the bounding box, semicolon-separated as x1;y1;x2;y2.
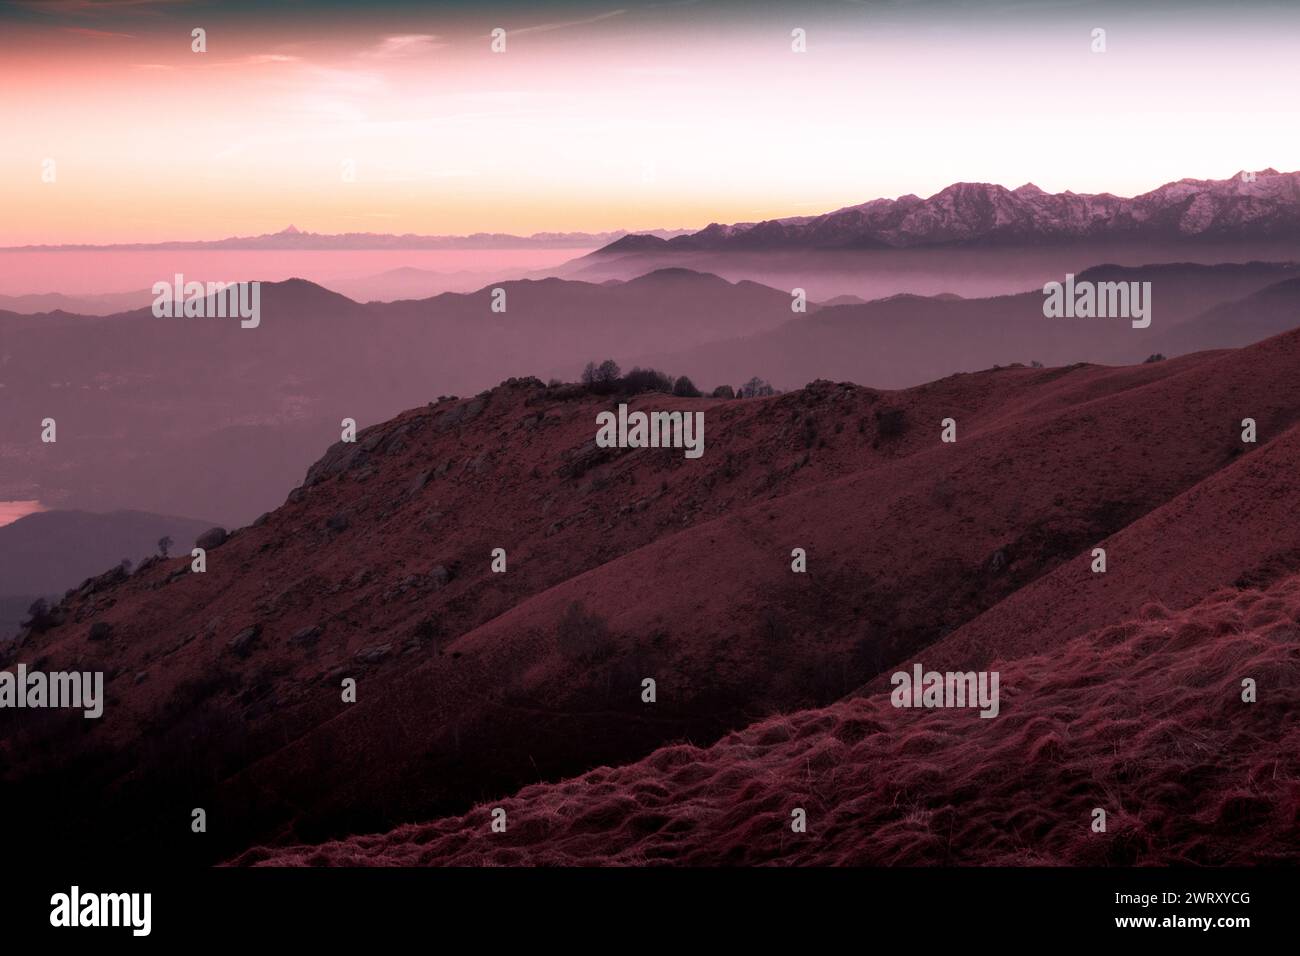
1144;353;1166;364
712;384;735;399
758;606;792;643
555;601;616;661
874;407;908;439
23;598;57;633
802;415;818;448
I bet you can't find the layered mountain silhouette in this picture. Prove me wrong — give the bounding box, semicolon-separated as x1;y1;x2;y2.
0;271;800;522
5;322;1300;866
2;225;691;252
5;263;1299;524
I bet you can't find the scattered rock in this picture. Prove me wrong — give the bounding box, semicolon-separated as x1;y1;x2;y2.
325;512;349;533
196;527;228;550
436;397;486;431
290;624;324;645
227;625;261;658
354;644;392;664
88;622;113;642
409;468;434;494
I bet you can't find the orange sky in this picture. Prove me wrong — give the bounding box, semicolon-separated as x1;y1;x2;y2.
2;1;1299;244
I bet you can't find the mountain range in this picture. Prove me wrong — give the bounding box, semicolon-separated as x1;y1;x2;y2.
4;224;692;253
597;169;1300;252
6;262;1300;524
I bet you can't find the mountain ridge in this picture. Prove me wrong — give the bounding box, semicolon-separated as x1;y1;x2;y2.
596;169;1300;252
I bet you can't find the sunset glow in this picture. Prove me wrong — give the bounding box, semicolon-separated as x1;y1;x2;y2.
3;0;1299;245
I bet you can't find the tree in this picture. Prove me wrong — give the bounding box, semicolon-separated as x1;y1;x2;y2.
23;598;55;633
740;376;775;398
619;366;672;395
158;535;173;558
712;384;735;399
582;358;622;393
672;375;701;397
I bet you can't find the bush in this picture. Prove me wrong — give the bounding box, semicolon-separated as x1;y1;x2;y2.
23;598;57;633
1144;353;1166;364
555;601;616;661
758;606;792;643
712;385;735;399
874;407;908;439
672;375;701;397
618;366;673;395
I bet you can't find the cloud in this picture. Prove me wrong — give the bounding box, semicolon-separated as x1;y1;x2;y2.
17;0;191;15
364;34;446;59
62;26;135;39
505;9;628;37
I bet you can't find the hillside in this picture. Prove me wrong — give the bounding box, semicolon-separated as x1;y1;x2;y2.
5;324;1300;865
235;573;1300;866
0;509;214;639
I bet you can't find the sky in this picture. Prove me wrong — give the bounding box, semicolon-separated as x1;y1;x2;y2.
2;0;1299;244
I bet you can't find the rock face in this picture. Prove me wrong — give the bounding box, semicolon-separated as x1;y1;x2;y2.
227;625;260;658
196;527;228;550
598;169;1300;251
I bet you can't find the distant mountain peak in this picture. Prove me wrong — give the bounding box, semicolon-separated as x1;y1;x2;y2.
595;169;1300;254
